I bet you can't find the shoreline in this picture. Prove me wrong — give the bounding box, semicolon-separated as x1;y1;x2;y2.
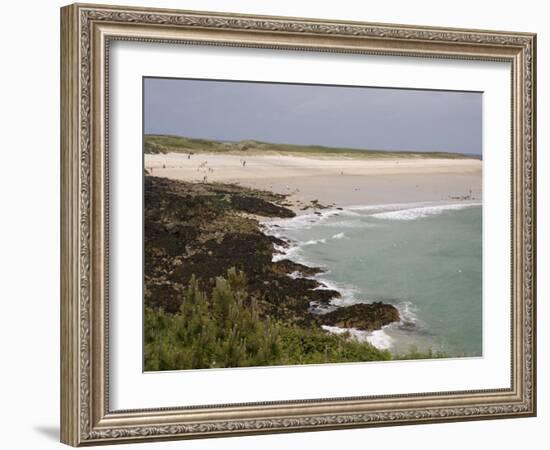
259;199;482;352
144;176;401;353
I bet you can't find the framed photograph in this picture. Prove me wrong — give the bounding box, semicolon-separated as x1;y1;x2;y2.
60;3;537;446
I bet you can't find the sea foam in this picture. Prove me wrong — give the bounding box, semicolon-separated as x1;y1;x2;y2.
370;202;481;221
321;325;394;350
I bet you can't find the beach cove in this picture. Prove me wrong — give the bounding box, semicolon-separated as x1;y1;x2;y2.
145;151;482;358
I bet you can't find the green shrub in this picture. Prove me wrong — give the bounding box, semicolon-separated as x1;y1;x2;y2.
144;268;391;371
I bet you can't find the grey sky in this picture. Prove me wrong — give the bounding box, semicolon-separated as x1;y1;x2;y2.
144;78;482;155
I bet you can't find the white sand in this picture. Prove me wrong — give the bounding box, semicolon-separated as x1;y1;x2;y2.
145;152;482;207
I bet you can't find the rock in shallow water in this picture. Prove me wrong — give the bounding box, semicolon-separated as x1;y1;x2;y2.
318;302;400;331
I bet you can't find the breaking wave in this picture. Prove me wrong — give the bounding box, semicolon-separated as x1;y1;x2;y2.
321;325;394;350
371;202;481;221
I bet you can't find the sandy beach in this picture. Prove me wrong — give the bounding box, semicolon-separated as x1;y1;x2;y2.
145;152;482;208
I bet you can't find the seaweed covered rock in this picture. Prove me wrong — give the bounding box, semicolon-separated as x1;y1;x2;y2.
230;195;296;217
144;175;399;334
144;176;336;325
318;302;400;330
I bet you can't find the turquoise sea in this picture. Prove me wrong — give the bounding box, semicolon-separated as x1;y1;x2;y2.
264;201;482;358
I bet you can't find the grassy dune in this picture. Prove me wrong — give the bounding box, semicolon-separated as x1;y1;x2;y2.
144;134;477;159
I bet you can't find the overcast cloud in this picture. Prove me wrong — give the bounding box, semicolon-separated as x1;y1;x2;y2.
144;77;482;155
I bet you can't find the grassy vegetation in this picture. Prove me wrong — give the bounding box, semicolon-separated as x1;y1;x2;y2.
144;268;391;371
144;134;476;159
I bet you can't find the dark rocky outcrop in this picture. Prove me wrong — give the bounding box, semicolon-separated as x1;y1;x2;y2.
230;195;295;218
144;175;399;331
318;303;400;331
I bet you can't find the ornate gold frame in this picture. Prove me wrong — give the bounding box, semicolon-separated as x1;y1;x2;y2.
60;3;536;446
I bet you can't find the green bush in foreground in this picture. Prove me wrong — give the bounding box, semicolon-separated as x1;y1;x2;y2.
144;268;391;371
